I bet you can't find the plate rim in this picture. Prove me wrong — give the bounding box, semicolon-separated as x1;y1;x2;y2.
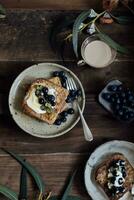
8;62;86;138
84;140;134;200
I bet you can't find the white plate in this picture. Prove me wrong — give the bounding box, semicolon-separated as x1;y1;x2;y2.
9;63;85;138
84;140;134;200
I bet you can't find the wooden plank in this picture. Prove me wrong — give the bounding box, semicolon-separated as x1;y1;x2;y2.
0;61;134;154
0;10;133;62
0;153;90;200
0;0;101;10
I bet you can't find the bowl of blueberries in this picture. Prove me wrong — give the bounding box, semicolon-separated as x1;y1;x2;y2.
99;80;134;122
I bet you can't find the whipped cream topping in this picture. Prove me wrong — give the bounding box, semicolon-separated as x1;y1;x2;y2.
26;87;56;114
27;88;46;114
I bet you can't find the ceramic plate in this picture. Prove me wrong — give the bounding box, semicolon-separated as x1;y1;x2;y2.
84;140;134;200
9;63;85;138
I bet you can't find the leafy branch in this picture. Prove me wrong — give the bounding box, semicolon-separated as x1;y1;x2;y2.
0;149;81;200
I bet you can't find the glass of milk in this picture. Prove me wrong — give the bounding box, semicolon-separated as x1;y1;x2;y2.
79;35;117;68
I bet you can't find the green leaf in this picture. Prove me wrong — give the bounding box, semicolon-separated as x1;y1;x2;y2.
49;195;81;200
72;10;92;57
0;4;6;18
19;166;27;199
110;13;134;24
97;32;129;54
0;185;18;200
2;149;45;194
61;170;77;200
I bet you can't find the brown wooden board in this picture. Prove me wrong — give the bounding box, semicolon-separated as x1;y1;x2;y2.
0;0;102;10
0;9;133;200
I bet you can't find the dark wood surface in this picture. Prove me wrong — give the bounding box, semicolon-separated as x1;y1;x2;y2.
1;0;102;10
0;10;134;200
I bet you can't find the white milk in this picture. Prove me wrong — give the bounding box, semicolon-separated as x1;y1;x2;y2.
83;40;112;68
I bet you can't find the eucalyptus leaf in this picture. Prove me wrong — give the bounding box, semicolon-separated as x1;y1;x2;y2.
19;167;27;199
72;10;92;57
0;4;6;16
110;13;134;24
0;185;18;200
2;149;45;194
97;33;129;54
61;170;77;200
50;195;81;200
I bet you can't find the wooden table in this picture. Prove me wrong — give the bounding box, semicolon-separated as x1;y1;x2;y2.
0;9;134;200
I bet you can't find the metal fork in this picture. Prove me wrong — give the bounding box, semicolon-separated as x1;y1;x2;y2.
66;76;93;141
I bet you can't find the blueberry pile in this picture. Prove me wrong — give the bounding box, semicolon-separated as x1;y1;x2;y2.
102;83;134;122
35;85;56;112
107;159;126;197
66;89;82;103
53;71;67;88
54;108;74;126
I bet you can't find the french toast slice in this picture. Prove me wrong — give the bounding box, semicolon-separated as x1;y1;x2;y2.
22;77;69;124
95;153;134;200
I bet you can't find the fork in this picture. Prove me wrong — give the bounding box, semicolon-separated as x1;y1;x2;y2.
66;76;93;141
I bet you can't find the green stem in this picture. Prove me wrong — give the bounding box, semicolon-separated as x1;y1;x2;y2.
64;10;106;41
121;1;134;15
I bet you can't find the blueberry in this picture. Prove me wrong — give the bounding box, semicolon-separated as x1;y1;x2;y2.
76;89;82;96
40;91;44;96
102;93;111;101
61;117;67;123
126;88;132;95
127;94;134;102
115;98;121;104
61;76;67;82
51;101;56;107
121;98;127;105
55;119;62;126
110;96;116;104
35;89;41;97
59;71;65;77
60;111;68;117
110;186;117;195
110;177;115;184
108;85;117;92
129;102;134;108
117;186;125;193
122;113;129;121
53;71;60;77
38;97;45;104
117;109;124;117
121;166;126;173
118;178;124;185
117;84;124;92
112;104;121;112
122;171;127;178
111;160;118;167
120;92;126;98
112;170;117;176
119;160;125;166
48;95;55;102
66;96;73;103
42;87;48;94
69;89;77;97
128;111;134;118
62;82;67;88
40;105;45;110
67;108;74;114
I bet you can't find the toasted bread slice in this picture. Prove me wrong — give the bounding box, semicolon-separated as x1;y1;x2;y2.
95;153;134;200
22;78;69;124
49;77;62;87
